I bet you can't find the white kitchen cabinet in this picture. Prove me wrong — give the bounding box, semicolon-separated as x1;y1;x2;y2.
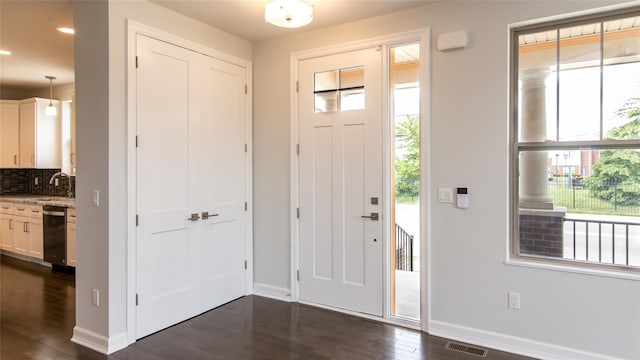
19;98;61;168
0;100;20;168
70;93;76;174
13;204;43;260
0;203;15;251
66;208;76;267
61;94;77;175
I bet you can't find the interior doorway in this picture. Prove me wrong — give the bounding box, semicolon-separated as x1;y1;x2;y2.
389;43;421;321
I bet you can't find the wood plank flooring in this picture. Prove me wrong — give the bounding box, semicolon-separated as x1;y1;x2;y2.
1;255;534;359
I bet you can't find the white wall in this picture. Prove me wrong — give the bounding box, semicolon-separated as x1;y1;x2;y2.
73;0;251;353
252;1;640;359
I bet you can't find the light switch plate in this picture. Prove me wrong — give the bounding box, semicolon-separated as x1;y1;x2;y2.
438;188;453;203
92;190;100;207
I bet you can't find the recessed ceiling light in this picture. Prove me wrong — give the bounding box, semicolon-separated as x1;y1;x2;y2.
57;27;75;35
0;50;12;56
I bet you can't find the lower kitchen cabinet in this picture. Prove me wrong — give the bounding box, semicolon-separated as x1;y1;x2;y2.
0;202;15;251
67;208;76;267
5;204;43;260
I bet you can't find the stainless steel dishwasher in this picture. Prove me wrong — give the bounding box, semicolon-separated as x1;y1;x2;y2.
43;205;67;268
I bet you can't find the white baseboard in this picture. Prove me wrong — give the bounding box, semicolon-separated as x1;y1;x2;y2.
252;283;291;302
429;320;623;360
71;327;128;355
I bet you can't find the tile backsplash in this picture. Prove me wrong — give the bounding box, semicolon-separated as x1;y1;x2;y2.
0;168;75;197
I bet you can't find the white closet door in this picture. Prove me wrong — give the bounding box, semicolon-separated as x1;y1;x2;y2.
135;34;249;339
136;34;199;339
191;55;248;313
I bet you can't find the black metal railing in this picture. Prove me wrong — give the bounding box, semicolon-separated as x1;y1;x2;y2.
549;178;640;215
395;223;414;271
563;216;640;267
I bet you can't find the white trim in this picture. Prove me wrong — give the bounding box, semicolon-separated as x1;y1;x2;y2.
125;19;253;347
505;258;640;281
252;283;292;302
417;28;432;334
71;327;128;355
289;28;431;331
508;1;640;30
429;320;625;360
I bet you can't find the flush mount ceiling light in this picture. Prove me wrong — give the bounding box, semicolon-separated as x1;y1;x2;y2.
45;76;57;117
265;0;313;28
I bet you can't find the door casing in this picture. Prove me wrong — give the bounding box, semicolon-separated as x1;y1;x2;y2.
126;20;253;345
290;29;431;331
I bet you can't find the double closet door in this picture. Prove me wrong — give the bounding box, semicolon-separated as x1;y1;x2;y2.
135;34;248;339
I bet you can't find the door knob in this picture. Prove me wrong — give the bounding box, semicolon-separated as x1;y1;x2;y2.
201;211;219;220
361;212;379;221
186;213;200;221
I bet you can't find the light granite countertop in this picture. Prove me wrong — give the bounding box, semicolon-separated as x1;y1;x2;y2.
0;195;76;209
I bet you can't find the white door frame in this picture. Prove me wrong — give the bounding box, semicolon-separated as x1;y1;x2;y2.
125;20;254;345
289;28;431;331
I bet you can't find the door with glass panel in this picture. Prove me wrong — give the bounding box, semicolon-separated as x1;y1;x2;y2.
298;48;383;316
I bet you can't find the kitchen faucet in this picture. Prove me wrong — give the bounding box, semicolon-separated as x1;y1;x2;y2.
49;172;73;198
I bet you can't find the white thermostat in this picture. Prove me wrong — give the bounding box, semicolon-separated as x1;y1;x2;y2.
456;187;469;209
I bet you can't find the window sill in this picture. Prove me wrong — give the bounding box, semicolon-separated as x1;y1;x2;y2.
504;257;640;281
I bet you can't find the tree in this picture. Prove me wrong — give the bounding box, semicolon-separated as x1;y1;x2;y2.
584;97;640;206
395;115;419;199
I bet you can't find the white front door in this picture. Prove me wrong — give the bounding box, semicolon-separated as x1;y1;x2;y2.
298;48;383;316
135;34;248;338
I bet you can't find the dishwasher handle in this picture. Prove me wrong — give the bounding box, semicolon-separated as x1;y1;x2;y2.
43;210;66;217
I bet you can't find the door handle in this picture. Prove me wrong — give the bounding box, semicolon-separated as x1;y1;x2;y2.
201;212;219;220
186;213;200;221
361;212;379;221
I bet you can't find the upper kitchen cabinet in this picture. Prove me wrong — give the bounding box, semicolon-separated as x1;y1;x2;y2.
61;92;76;175
0;100;20;168
18;97;61;169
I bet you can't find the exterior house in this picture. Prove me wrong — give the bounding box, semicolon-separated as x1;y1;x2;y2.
72;1;639;359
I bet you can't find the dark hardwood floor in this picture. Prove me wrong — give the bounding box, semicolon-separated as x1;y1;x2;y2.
1;255;534;359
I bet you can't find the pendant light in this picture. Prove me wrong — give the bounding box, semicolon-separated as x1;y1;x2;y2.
265;0;313;28
45;76;57;116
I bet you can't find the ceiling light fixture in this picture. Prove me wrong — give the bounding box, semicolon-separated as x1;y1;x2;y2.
45;76;57;117
0;50;11;56
57;27;75;35
265;0;313;28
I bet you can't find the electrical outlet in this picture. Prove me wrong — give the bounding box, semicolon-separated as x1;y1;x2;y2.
508;292;520;309
92;289;100;306
54;178;59;186
34;177;38;186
